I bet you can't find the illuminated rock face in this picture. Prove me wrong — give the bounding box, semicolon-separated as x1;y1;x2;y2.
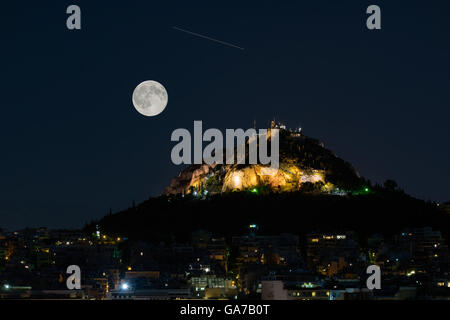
221;164;325;192
163;128;361;195
163;164;216;195
222;166;261;191
164;162;326;195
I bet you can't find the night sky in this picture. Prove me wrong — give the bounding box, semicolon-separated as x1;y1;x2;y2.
1;1;449;230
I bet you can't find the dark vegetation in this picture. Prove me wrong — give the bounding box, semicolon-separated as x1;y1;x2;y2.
85;185;448;245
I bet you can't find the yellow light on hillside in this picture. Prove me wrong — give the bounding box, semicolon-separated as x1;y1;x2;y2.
233;174;241;188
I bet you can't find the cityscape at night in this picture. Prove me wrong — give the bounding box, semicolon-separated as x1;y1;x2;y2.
1;0;450;317
1;222;450;300
1;125;450;301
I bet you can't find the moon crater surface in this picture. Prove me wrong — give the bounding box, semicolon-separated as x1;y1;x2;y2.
132;80;168;117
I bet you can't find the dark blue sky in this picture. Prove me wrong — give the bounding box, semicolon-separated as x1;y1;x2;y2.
1;1;449;230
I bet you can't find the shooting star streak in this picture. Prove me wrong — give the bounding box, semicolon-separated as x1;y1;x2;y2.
172;26;245;50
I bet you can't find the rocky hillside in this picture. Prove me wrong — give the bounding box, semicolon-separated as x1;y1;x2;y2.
85;126;449;244
164;127;362;196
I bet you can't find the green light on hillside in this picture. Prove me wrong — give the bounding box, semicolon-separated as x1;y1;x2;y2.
364;188;369;192
251;188;258;194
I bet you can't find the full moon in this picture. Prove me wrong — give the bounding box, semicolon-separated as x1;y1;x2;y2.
132;80;168;117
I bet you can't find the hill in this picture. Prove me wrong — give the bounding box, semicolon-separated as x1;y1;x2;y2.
85;126;449;243
164;126;363;196
86;190;448;244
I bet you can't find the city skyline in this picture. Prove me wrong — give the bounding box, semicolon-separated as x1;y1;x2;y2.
1;222;449;300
